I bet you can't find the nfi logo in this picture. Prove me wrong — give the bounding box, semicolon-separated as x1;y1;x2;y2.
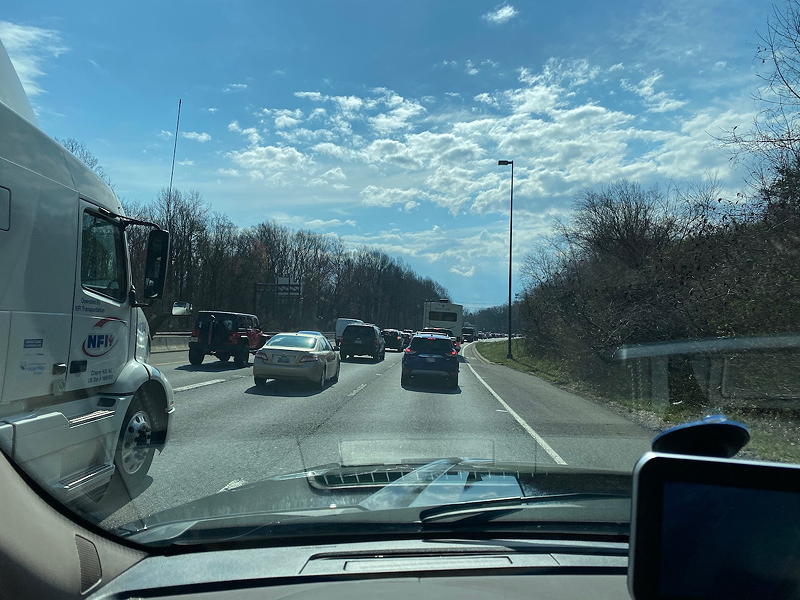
82;317;125;357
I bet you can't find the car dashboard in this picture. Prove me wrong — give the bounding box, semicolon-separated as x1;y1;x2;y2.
88;538;630;600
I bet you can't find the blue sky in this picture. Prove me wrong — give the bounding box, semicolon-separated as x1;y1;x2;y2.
1;0;770;309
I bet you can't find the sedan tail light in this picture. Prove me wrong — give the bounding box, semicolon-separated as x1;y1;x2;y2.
300;354;319;362
404;348;416;354
255;350;270;362
448;349;458;356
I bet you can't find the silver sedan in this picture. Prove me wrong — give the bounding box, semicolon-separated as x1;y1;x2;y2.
253;333;340;389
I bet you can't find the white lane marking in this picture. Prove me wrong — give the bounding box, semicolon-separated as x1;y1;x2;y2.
219;478;246;492
172;378;226;392
466;363;567;465
347;383;367;397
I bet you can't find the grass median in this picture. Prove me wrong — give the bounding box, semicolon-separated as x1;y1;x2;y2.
474;339;800;464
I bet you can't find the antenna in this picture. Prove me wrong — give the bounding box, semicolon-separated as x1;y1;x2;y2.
167;98;182;200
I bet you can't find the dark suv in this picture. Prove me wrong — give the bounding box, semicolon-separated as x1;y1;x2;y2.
341;323;385;360
189;311;266;366
401;333;459;388
382;328;405;351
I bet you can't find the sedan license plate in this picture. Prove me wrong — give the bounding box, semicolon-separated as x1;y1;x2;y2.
277;355;290;364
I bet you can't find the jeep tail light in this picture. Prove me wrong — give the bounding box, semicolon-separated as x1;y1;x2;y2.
228;332;240;344
191;328;199;342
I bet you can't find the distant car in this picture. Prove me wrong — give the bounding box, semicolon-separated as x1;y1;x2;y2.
253;332;340;389
401;333;459;388
335;317;363;349
382;328;405;351
462;327;476;342
340;323;386;360
189;311;266;366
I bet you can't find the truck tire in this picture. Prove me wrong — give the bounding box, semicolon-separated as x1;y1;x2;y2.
217;352;231;362
234;345;249;367
254;376;267;387
189;348;204;365
113;394;156;494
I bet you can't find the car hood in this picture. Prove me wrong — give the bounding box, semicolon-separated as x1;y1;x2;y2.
120;458;631;543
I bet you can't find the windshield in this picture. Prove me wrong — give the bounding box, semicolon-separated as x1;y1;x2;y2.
266;335;316;349
2;1;798;551
343;326;375;339
410;338;454;354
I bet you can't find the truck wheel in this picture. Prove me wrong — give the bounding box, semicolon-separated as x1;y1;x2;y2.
113;395;156;493
189;348;204;365
254;376;267;387
234;345;249;367
217;352;231;362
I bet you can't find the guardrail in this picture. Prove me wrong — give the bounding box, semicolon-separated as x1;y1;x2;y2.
151;331;336;353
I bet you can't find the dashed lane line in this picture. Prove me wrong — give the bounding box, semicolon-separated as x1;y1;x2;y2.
172;379;227;393
465;361;568;465
347;383;367;397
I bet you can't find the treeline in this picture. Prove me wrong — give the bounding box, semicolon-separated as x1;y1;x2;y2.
464;304;521;334
125;189;448;332
518;179;800;388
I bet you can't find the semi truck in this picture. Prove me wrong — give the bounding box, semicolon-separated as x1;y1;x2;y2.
423;300;464;342
0;39;173;504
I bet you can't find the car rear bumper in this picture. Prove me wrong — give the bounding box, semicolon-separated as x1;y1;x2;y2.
341;344;380;356
253;361;323;382
402;361;458;376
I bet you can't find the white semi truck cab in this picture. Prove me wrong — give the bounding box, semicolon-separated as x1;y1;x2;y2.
0;40;173;503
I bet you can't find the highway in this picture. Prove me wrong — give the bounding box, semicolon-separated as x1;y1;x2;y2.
91;343;653;529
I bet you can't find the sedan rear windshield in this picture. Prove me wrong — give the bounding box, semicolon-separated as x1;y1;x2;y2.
343;326;374;339
266;335;317;349
410;338;454;354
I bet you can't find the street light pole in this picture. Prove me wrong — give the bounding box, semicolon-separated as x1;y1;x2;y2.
498;159;514;359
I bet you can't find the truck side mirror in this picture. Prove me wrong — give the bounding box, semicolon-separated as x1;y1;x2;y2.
143;229;170;300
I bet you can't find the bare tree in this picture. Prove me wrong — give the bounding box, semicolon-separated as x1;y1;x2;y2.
57;137;113;187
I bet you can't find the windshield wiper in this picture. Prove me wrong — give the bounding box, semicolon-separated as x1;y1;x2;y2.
419;493;630;524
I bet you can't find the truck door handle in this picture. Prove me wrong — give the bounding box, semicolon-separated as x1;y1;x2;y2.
52;363;67;375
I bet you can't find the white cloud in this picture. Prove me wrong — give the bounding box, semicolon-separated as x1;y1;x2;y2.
474;92;498;106
158;129;173;139
450;265;476;277
176;159;194;166
217;168;240;177
294;91;324;101
305;218;356;228
223;83;248;93
608;63;624;72
482;4;519;25
207;107;218;113
465;59;479;76
620;70;687;112
360;185;427;210
0;20;68;96
226;144;310;181
181;131;212;142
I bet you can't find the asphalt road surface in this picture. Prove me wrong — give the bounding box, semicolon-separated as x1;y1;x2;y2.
91;343;653;529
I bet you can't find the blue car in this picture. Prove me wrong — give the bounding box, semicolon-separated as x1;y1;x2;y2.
401;334;459;388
